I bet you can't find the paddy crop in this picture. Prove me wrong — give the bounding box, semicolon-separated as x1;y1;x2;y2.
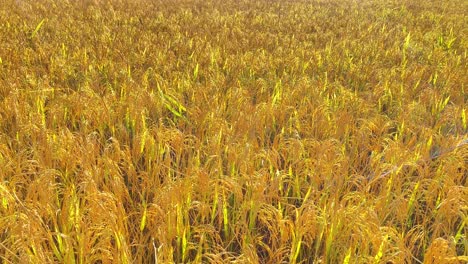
0;0;466;263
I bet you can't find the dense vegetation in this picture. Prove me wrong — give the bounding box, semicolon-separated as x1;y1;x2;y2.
0;0;466;263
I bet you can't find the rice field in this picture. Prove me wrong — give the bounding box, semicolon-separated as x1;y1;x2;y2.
0;0;466;263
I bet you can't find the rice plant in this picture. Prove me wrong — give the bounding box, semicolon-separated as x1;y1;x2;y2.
0;0;466;263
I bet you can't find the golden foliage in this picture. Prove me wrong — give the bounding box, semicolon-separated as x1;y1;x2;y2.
0;0;466;263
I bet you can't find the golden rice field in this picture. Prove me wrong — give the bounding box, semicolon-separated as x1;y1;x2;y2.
0;0;466;263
